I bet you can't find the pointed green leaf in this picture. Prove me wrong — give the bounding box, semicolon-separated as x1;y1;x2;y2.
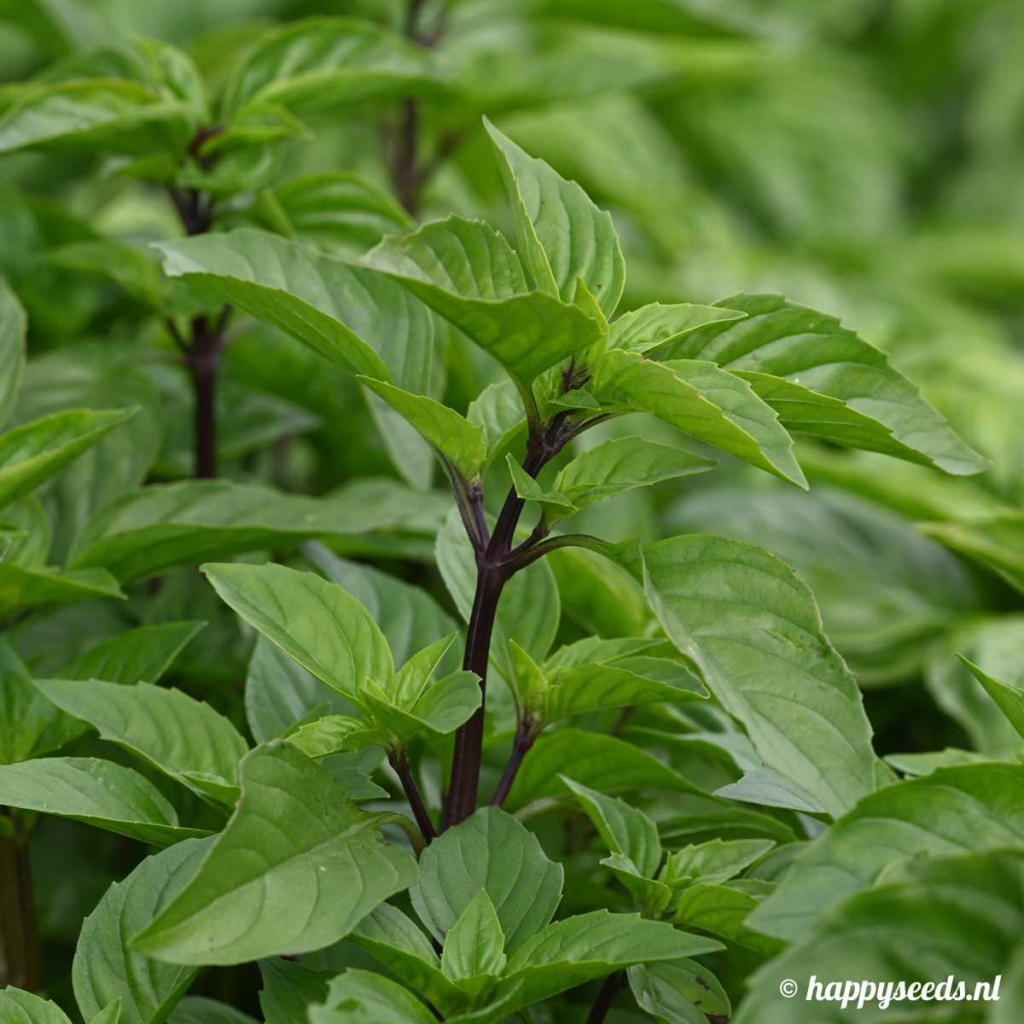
68;479;440;582
664;294;985;475
132;742;418;965
504;454;575;516
662;838;775;888
0;757;210;845
506;729;704;808
0;79;193;156
156;229;433;390
750;763;1024;943
221;17;442;119
921;512;1024;594
737;851;1024;1023
33;679;249;805
484;119;625;317
494;911;723;1017
674;881;782;957
359;378;487;481
74;837;214;1024
628;960;731;1024
258;959;333;1024
203;561;393;704
411;807;563;953
88;1002;122;1024
59;622;203;685
310;970;436;1024
610;301;745;354
166;998;257;1024
958;655;1024;740
0;277;26;430
466;380;526;471
560;776;662;877
642;534;881;818
0;988;72;1024
588;349;806;487
0;564;124;616
365;217;604;391
286;715;386;759
715;768;825;813
0;407;137;511
543;655;707;723
553;436;715;514
351;903;463;1015
441;890;507;991
307;545;458;670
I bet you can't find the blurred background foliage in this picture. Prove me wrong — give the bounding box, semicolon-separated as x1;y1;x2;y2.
4;0;1024;1014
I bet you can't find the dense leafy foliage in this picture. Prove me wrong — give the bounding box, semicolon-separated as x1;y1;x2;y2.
1;2;1023;1022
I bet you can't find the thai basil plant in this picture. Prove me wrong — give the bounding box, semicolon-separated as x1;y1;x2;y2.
2;5;1024;1024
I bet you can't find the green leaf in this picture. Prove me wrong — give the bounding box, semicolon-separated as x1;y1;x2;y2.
89;1003;122;1024
484;119;625;317
359;378;487;481
68;479;438;582
0;640;81;763
506;729;704;808
0;988;72;1024
663;294;985;475
628;960;731;1024
736;850;1024;1023
166;998;257;1024
307;545;458;669
674;881;782;957
261;172;414;257
662;838;775;888
132;742;418;965
411;807;563;954
588;349;806;487
466;380;526;471
365;217;604;392
59;622;203;685
203;561;393;704
309;970;436;1024
541;653;707;724
73;837;214;1024
921;512;1024;593
493;911;723;1017
286;716;386;759
441;890;507;993
750;763;1024;943
0;564;124;615
258;959;333;1024
0;756;210;845
220;17;441;119
958;655;1024;741
610;302;745;354
505;454;575;516
33;679;249;805
0;79;193;156
351;904;462;1015
0;277;26;429
0;407;136;512
552;436;715;514
47;239;169;311
715;768;825;813
642;534;881;818
560;776;662;877
245;636;356;744
156;229;434;391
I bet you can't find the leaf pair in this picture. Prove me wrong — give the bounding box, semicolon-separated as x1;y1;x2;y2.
203;561;478;757
337;807;721;1022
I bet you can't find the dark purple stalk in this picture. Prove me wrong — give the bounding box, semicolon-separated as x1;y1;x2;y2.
389;750;437;844
490;722;537;807
0;811;37;990
586;972;627;1024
